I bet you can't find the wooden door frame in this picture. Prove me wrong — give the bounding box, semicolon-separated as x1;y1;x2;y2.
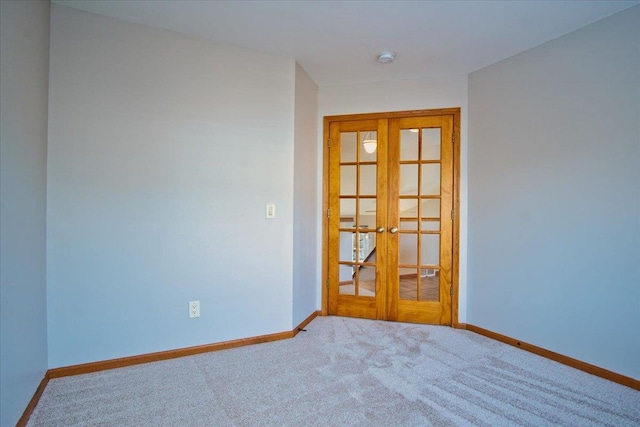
321;108;462;327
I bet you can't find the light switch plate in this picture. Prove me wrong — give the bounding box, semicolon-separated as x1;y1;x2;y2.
266;203;276;219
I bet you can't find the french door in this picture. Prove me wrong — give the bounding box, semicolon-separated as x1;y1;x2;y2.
325;110;458;325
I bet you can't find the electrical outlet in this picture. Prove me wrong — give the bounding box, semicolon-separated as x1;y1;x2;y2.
189;301;200;318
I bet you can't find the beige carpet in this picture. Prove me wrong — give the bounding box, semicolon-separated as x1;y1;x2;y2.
28;316;640;426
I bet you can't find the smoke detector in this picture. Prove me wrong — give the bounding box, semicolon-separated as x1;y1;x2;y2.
377;51;396;64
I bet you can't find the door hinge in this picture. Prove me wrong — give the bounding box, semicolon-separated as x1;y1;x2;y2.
450;285;453;297
451;209;455;220
327;208;331;218
326;279;329;289
452;130;455;144
327;139;331;147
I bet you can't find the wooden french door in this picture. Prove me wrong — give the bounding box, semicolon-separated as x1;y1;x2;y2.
325;110;457;325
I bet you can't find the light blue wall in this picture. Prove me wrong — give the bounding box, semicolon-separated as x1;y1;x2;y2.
293;64;319;326
468;6;640;379
0;1;50;425
47;5;296;368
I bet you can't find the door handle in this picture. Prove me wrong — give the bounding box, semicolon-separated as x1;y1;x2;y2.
376;227;385;233
389;227;398;234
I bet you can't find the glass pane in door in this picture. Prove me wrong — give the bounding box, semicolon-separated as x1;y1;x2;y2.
400;165;418;195
419;268;439;301
400;217;418;231
338;229;355;296
340;199;356;229
360;165;377;195
339;232;353;262
399;233;418;265
358;265;376;297
341;132;357;162
359;199;376;225
398;232;419;301
339;270;356;295
359;131;377;162
359;199;376;259
399;198;418;222
400;129;419;160
399;269;418;301
421;164;441;196
421;128;441;160
421;199;440;218
420;234;440;266
340;166;356;195
421;220;440;231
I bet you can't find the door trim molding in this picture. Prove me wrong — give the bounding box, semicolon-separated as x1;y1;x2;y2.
321;108;461;326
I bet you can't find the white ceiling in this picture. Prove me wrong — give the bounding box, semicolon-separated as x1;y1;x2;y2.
53;0;638;86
